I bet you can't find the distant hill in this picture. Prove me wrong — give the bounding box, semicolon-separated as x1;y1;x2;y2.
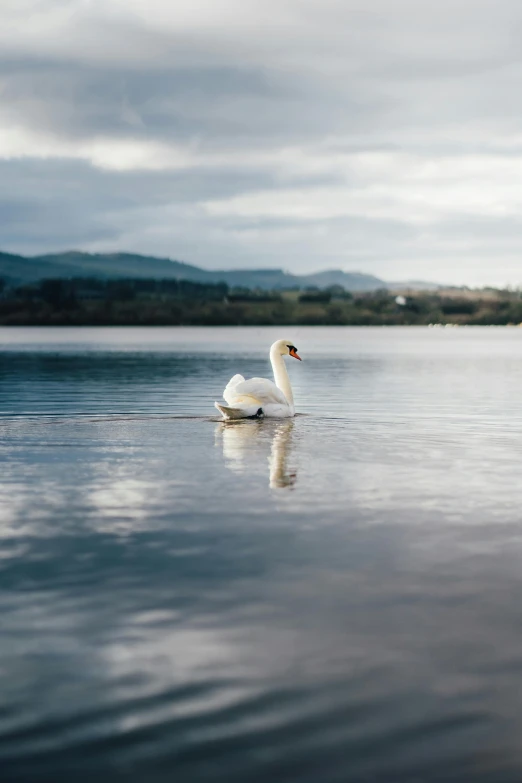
387;279;441;291
301;269;385;290
0;250;437;292
0;251;83;283
1;251;211;285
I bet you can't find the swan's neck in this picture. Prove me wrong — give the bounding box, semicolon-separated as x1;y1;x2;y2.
270;346;294;411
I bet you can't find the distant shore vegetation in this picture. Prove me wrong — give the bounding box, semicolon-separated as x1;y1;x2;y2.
2;276;522;327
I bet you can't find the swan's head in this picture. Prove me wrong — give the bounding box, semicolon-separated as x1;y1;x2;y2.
271;339;302;361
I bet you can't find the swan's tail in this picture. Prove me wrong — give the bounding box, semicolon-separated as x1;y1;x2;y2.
214;402;263;420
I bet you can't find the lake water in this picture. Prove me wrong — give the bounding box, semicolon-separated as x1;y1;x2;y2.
2;326;522;782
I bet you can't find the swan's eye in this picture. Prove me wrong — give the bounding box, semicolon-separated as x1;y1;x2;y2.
287;345;296;352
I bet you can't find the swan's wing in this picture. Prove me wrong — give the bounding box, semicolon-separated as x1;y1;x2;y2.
223;374;245;405
226;377;288;407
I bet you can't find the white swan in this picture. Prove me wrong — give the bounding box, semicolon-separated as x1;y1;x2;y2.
214;339;302;419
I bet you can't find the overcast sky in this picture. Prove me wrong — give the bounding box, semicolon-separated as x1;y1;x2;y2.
2;1;522;284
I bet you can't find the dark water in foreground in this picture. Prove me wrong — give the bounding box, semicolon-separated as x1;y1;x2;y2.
2;326;522;782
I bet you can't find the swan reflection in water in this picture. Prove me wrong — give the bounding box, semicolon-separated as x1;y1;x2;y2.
216;419;297;489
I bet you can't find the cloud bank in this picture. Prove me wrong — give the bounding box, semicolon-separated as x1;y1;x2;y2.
1;0;522;284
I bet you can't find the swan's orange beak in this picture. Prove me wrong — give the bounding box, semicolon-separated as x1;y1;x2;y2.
289;347;302;361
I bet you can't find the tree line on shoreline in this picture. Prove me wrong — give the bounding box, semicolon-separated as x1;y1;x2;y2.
1;276;522;326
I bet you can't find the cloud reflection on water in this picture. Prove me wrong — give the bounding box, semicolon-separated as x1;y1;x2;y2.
4;329;522;781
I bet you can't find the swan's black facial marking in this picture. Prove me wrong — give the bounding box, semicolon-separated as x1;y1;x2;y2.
287;345;302;361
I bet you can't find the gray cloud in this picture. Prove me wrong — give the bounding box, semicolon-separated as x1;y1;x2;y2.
2;0;522;284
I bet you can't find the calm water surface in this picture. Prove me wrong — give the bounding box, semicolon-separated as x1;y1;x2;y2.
2;326;522;782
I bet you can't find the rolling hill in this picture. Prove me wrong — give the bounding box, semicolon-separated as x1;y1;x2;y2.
0;250;434;291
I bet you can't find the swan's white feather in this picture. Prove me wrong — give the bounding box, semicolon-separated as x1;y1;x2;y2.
225;377;288;407
223;374;245;405
215;402;262;419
